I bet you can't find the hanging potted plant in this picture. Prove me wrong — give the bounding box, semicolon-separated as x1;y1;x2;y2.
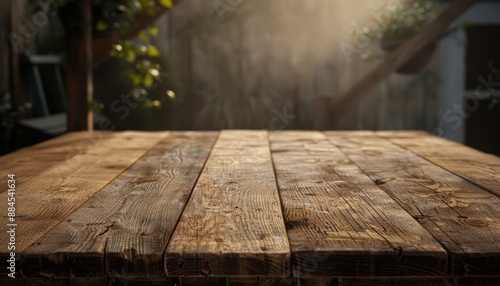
354;0;464;74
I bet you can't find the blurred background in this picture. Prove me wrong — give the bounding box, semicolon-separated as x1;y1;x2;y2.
0;0;499;155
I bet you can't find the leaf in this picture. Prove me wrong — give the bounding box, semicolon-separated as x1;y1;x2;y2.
138;31;149;41
96;21;108;31
136;45;148;55
149;26;158;36
125;50;136;63
131;74;142;85
159;0;173;8
143;74;154;87
145;100;162;109
147;45;160;57
146;6;155;15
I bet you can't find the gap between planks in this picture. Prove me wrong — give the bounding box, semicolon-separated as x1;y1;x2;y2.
165;130;291;277
20;131;218;278
0;131;168;277
324;131;500;275
270;131;447;277
376;130;500;198
0;131;111;192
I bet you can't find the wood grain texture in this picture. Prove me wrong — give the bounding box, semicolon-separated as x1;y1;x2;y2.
21;132;217;278
337;276;500;286
377;131;500;197
0;131;167;277
325;131;500;275
270;131;447;277
165;130;290;277
0;277;176;286
0;131;110;191
0;278;68;285
229;277;296;286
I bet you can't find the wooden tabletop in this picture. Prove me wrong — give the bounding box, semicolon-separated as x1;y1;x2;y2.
1;130;499;284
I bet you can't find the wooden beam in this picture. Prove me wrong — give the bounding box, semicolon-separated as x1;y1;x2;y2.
93;0;182;65
329;0;477;118
66;0;93;131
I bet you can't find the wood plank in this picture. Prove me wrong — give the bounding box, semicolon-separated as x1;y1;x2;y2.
329;0;477;116
21;132;217;277
0;131;167;276
0;278;68;285
112;277;176;286
0;277;177;286
229;277;296;286
377;131;500;197
106;132;217;277
376;130;430;138
339;276;500;286
325;131;500;275
165;130;290;277
179;277;228;286
269;131;447;277
0;131;110;191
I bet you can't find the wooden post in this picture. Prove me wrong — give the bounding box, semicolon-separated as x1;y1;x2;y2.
330;0;477;118
66;0;93;131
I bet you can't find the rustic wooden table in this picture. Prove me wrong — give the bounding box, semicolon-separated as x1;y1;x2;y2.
1;130;499;286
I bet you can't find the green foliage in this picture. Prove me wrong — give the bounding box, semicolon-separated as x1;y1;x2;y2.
93;0;158;33
91;0;175;112
26;0;177;115
351;0;469;62
354;0;440;42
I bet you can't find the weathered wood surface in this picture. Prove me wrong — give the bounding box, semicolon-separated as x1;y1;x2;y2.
0;131;110;190
21;132;217;278
0;131;167;276
270;131;446;277
377;130;500;197
165;130;290;277
300;276;500;286
325;131;500;275
0;130;499;282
